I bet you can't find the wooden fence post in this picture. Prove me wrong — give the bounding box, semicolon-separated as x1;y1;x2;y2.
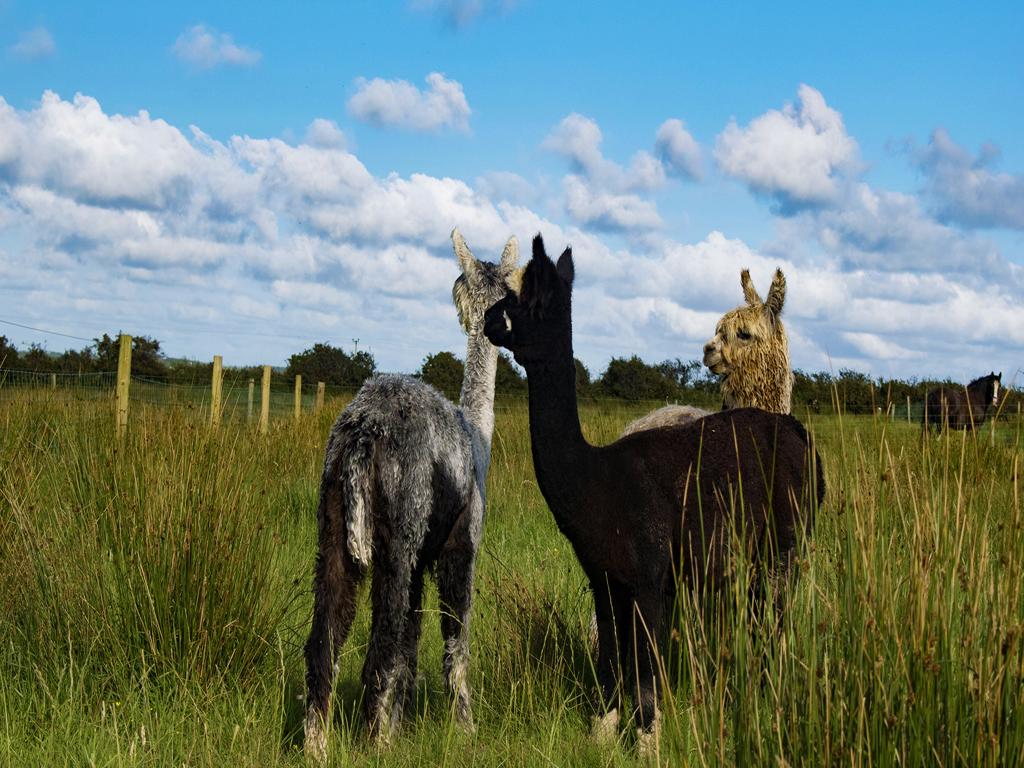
50;373;56;390
210;355;223;428
260;365;271;434
116;334;132;439
316;381;325;412
247;379;254;422
294;375;303;421
907;395;911;424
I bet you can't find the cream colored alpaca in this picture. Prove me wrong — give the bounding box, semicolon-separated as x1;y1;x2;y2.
620;268;791;438
704;267;791;413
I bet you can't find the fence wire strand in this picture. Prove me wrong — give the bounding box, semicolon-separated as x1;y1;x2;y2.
1;367;1020;437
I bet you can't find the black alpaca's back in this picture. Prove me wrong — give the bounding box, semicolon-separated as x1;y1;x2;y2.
609;408;818;591
537;407;821;603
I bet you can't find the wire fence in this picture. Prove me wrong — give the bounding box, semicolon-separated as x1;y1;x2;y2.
0;367;364;427
1;365;1020;438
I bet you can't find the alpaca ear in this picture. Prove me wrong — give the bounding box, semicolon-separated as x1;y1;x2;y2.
741;269;762;306
499;235;520;273
765;269;786;317
531;233;549;264
520;257;546;311
451;227;480;279
504;266;525;297
556;247;574;287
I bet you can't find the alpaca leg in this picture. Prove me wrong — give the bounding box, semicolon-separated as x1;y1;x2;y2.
590;582;623;744
361;556;413;744
437;508;478;729
630;593;664;756
395;564;426;720
304;543;362;762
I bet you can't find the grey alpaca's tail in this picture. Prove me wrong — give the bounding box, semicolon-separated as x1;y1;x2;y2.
306;427;371;759
331;428;376;568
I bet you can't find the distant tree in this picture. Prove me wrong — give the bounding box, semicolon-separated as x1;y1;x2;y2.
574;358;592;397
655;358;703;389
837;368;874;413
792;369;833;412
0;336;19;369
21;343;55;372
418;351;464;401
286;342;376;389
598;355;679;401
166;358;214;385
94;333;168;377
56;347;96;374
495;353;527;394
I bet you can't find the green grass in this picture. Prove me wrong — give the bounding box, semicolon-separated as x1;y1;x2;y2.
1;393;1021;766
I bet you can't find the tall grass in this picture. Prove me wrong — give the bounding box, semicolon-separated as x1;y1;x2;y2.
0;392;1021;765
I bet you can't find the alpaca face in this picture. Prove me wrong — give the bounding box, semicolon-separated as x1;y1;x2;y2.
451;228;522;335
484;234;574;368
703;306;774;376
703;268;786;378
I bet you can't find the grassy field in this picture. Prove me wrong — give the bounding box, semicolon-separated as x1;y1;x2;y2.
1;392;1022;766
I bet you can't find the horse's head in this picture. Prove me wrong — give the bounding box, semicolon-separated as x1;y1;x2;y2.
991;371;1002;406
969;371;1003;409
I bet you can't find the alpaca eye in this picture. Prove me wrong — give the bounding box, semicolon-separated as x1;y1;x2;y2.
737;329;752;340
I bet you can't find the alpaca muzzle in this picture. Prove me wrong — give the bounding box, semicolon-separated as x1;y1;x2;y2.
703;341;727;374
483;295;515;348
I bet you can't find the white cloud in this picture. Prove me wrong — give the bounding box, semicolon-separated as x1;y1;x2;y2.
917;128;1024;230
715;84;859;208
655;119;702;181
811;182;1007;276
543;113;666;193
0;92;207;210
1;89;1022;383
562;175;662;232
172;24;261;70
542;113;702;233
717;89;1013;282
474;171;537;205
842;332;924;361
304;118;347;150
542;114;706;234
347;72;471;133
9;26;56;60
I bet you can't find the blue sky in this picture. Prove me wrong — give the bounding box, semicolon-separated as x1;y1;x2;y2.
1;0;1023;382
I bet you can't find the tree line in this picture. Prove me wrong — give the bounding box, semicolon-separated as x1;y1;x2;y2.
1;333;1017;415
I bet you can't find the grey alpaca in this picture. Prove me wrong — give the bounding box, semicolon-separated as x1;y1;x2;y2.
303;229;520;761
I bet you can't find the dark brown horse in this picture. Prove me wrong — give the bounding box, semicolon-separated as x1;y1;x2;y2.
922;372;1002;431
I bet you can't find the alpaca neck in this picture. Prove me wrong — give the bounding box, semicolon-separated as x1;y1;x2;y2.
459;330;499;459
522;354;592;523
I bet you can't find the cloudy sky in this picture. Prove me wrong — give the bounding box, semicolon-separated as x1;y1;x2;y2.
1;1;1022;383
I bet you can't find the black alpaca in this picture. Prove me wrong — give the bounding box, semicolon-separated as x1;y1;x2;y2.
923;372;1002;431
483;235;824;750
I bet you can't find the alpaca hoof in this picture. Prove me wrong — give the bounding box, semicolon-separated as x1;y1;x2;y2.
589;708;620;745
303;712;327;765
454;705;476;734
635;710;661;760
636;727;658;759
